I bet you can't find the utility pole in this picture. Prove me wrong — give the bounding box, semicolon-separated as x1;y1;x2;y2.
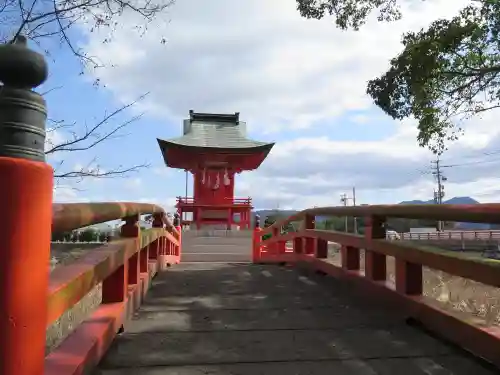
340;193;348;232
431;159;447;231
340;188;358;233
352;186;358;234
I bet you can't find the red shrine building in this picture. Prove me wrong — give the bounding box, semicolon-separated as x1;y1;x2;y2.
157;111;274;230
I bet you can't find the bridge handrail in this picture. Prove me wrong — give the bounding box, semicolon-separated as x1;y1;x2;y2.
44;210;181;374
47;228;169;325
259;203;500;235
254;203;500;368
52;202;179;237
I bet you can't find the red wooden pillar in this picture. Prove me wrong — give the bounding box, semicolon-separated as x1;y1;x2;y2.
271;226;278;254
304;214;315;255
316;238;328;259
252;216;263;263
227;208;232;230
341;245;360;270
176;225;182;259
123;215;140;287
196;207;201;229
364;215;386;281
293;237;303;254
149;212;164;262
0;37;53;375
102;215;139;303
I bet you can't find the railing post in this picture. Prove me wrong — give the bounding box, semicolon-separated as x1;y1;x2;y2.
149;212;164;262
174;213;182;260
316;238;328;258
304;214;315;255
252;214;262;262
102;214;139;303
123;214;140;286
0;36;52;375
293;237;303;254
272;226;280;254
341;245;360;270
364;215;386;281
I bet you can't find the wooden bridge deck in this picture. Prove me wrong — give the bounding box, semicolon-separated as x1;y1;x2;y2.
94;262;496;375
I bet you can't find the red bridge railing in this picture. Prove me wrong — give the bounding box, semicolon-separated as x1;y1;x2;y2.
177;196;252;206
2;201;182;375
253;204;500;368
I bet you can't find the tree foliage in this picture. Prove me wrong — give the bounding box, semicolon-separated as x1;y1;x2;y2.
297;0;500;154
79;228;99;242
296;0;402;30
368;2;500;154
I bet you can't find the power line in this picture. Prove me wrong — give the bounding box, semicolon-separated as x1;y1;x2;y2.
441;156;500;168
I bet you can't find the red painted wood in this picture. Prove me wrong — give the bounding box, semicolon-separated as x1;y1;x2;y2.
102;264;128;303
364;215;386;281
252;227;263;262
316;238;328;259
293;237;303;254
395;259;423;295
304;214;315;255
0;158;53;375
140;247;149;273
128;253;139;286
341;245;360;270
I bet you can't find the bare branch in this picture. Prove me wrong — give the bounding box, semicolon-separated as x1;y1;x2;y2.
45;92;148;155
53;160;150;179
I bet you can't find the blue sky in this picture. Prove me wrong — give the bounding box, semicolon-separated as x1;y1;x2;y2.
33;0;500;211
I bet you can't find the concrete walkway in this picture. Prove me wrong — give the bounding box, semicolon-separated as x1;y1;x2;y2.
95;262;496;374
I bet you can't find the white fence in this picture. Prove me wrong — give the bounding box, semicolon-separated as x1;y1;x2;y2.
396;230;500;241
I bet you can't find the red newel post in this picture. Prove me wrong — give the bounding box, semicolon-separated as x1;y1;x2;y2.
149;212;165;262
0;36;53;375
123;214;140;286
173;212;182;261
252;214;262;262
304;214;315;255
364;215;387;281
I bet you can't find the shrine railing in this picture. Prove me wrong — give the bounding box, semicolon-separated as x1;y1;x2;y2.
176;196;252;206
1;201;182;375
252;204;500;368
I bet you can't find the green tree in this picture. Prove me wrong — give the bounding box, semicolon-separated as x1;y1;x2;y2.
296;0;403;30
297;1;497;154
79;228;99;242
367;2;500;154
98;232;109;242
51;231;72;242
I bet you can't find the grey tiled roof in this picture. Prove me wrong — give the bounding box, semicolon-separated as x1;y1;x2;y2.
161;121;273;149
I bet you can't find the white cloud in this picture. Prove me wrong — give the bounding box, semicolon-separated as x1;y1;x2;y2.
83;0;469;132
77;0;500;209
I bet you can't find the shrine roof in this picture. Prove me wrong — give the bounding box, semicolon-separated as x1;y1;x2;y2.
158;111;274;151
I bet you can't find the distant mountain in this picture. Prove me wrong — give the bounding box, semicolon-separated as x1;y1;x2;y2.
252;209;299;221
398;196;491;229
398;196;479;205
444;196;480;205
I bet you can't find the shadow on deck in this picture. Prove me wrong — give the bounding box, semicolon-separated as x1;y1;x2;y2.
94;262;496;374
